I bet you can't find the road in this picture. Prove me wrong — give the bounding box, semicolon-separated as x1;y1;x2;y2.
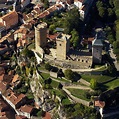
109;48;119;71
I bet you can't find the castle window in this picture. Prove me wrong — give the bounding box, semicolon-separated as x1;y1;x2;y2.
59;44;61;46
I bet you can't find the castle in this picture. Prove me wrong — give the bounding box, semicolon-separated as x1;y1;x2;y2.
34;22;103;68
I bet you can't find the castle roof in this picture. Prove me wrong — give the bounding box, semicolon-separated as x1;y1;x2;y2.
92;36;103;47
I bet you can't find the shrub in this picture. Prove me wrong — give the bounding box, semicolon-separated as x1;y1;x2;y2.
45;63;52;71
90;79;99;90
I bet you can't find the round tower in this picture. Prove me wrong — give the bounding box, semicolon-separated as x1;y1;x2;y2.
35;22;47;49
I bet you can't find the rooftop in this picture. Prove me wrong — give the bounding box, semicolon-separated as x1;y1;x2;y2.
12;74;19;83
19;105;34;114
43;112;51;119
0;10;18;22
57;33;71;41
15;115;28;119
7;93;26;106
36;22;47;29
94;100;105;108
92;37;103;47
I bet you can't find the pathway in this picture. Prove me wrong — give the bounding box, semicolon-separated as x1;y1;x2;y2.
64;85;91;90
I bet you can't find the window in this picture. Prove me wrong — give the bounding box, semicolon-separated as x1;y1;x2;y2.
59;44;61;46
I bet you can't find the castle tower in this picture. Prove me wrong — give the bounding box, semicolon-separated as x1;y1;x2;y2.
56;34;71;60
92;34;103;64
35;22;47;49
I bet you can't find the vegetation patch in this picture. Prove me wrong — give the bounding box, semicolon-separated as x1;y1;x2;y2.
61;98;71;105
40;73;50;80
104;78;119;89
68;89;91;101
81;74;114;83
51;80;59;88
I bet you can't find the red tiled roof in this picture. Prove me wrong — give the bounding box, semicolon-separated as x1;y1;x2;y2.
0;82;7;93
0;67;5;75
47;33;59;41
0;11;18;30
19;105;34;114
0;97;8;111
8;93;26;106
94;100;105;108
0;74;4;81
43;112;51;119
0;23;4;27
15;115;27;119
0;112;8;119
12;74;19;83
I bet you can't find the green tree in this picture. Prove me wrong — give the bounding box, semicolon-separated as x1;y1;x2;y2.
108;8;114;17
41;0;49;9
113;40;119;49
63;8;81;34
98;7;106;18
64;69;74;81
107;64;117;76
21;48;35;58
44;0;49;9
70;29;80;48
96;1;103;8
115;9;119;19
90;79;99;90
49;24;56;34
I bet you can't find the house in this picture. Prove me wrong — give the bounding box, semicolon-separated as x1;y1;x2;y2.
18;105;34;118
0;11;18;30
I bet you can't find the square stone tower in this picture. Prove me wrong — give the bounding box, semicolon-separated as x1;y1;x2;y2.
35;22;47;49
92;34;103;64
56;34;71;60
